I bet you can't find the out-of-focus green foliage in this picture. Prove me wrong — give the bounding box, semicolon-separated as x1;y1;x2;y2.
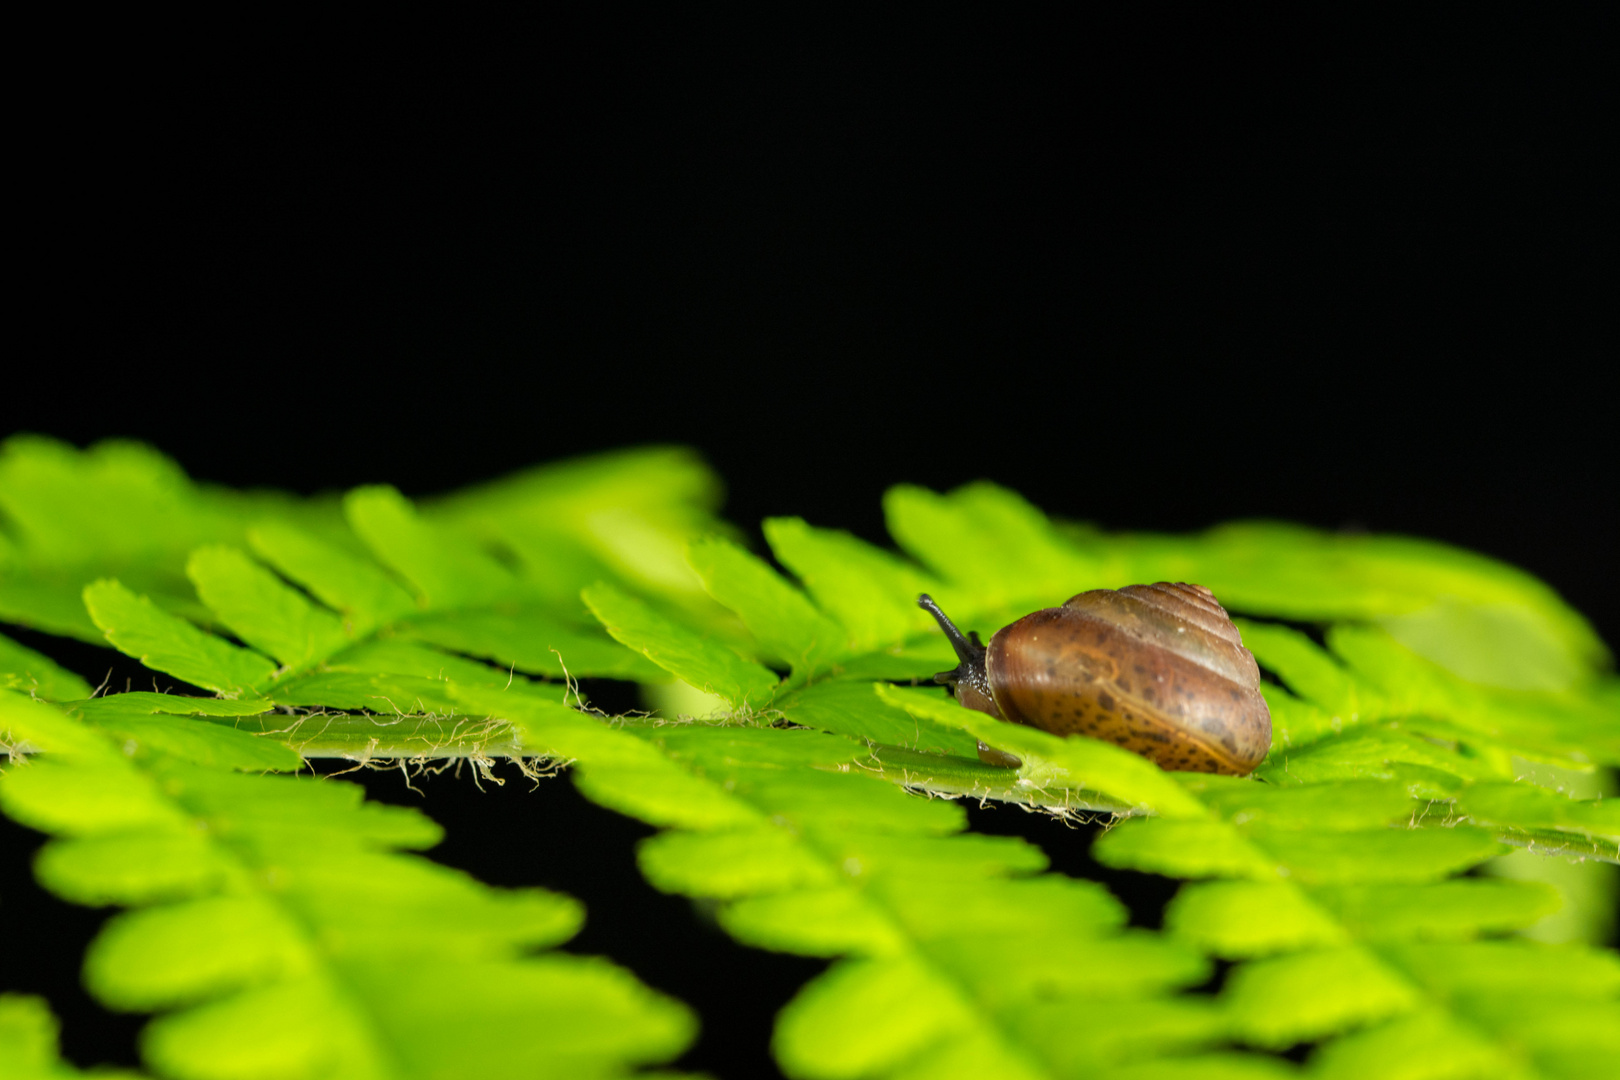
0;435;728;691
0;689;693;1080
1;435;1615;1080
0;992;144;1079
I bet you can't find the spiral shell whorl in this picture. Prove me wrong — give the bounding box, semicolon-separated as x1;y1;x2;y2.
1063;582;1260;690
1120;582;1239;646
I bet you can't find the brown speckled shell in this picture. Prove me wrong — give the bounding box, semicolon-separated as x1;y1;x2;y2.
985;583;1271;775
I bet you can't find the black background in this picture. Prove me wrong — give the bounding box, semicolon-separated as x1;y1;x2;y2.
6;7;1615;1076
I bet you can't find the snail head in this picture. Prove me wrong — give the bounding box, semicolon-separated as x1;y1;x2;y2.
917;594;1000;718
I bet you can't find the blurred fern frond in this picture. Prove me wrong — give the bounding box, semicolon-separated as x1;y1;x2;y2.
0;689;695;1079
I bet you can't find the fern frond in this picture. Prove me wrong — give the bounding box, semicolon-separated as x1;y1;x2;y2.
462;690;1280;1080
5;444;1615;1080
427;444;731;605
0;436;336;644
0;993;144;1078
0;437;734;708
583;581;780;706
553;479;1617;1078
0;631;91;701
0;689;695;1079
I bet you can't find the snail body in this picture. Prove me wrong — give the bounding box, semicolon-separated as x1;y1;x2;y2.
919;583;1271;775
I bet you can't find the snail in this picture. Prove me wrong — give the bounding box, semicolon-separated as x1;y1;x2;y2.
917;583;1271;775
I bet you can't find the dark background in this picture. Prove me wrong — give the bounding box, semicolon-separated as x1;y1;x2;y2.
6;7;1615;1076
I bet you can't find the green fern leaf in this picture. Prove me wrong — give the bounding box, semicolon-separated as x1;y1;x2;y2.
246;521;418;632
0;688;696;1079
1097;520;1607;685
455;481;1620;1077
583;581;779;704
615;480;1617;1078
1222;945;1420;1048
186;545;350;669
345;485;518;610
7;446;1616;1080
884;481;1102;609
1;439;716;704
1454;782;1620;843
1164;880;1348;956
686;535;850;677
0;436;320;644
461;690;1259;1080
761;516;945;654
1329;625;1619;764
69;693;301;772
877;683;1207;816
398;607;657;681
0;631;92;700
0;993;144;1079
1309;880;1564;940
427;444;727;606
772;679;978;758
82;579;277;696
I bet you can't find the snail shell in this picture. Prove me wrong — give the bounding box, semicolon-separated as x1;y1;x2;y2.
919;583;1272;775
